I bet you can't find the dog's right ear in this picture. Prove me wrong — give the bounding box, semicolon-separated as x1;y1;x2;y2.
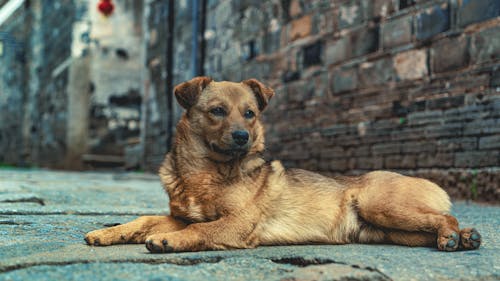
174;76;213;109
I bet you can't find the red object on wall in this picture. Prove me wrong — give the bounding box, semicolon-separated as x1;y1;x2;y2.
97;0;114;17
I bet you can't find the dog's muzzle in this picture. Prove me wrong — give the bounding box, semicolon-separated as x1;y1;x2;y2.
210;143;249;157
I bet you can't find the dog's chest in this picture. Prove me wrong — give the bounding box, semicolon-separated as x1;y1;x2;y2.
169;193;219;223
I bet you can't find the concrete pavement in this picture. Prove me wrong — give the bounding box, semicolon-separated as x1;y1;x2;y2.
0;168;498;280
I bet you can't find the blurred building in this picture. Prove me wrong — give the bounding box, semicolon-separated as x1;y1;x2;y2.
0;0;499;201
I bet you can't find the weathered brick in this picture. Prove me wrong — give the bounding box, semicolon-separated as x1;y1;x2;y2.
350;26;379;57
399;0;415;10
418;153;454;168
427;95;465;110
444;104;498;124
401;141;436;154
479;135;500;149
289;15;312;41
393;49;428;80
358;58;395;88
455;151;499;167
339;0;364;29
263;30;281;54
431;36;469;73
464;119;500;135
282;70;301;82
436;137;477;152
325;38;349;65
492;69;500;88
243;60;271;80
289;0;302;18
381;15;412;49
356;157;384;170
385;155;417;169
328;158;348;171
321;124;352;137
237;0;261;10
392;101;409;117
302;41;323;67
372;0;397;19
319;146;346;158
407;110;442;125
372;143;401;155
391;127;425;141
331;66;358;93
242;40;258;61
349;146;371;157
286;79;311;103
456;0;500;27
426;123;463;138
470;26;500;65
416;3;450;41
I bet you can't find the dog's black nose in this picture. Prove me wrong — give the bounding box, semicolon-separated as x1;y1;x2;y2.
232;130;249;146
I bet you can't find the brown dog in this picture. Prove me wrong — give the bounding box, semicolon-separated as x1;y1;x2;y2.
85;77;481;252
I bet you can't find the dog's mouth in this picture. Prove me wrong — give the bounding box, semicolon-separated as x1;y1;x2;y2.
209;143;249;157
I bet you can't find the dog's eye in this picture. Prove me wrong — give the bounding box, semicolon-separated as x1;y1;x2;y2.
244;110;255;119
209;107;226;117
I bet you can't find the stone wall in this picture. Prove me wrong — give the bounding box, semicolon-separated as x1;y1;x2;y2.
33;1;77;168
141;0;199;171
0;0;143;169
0;3;27;166
202;0;500;202
141;0;172;170
0;0;77;168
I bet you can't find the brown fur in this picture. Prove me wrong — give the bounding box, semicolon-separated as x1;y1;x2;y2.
85;77;481;252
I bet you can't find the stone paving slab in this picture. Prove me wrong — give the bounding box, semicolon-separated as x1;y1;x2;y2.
0;259;388;281
0;169;499;280
0;169;167;215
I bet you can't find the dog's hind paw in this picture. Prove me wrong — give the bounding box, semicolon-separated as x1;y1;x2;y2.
437;231;459;252
460;228;481;250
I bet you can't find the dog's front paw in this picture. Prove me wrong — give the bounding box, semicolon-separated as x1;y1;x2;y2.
145;234;175;253
84;229;122;246
437;231;459;252
460;228;481;250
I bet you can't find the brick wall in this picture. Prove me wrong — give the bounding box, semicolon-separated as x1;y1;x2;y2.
1;0;498;201
203;0;500;202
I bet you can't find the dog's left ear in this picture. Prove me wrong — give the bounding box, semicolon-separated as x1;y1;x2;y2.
242;79;275;111
174;76;213;109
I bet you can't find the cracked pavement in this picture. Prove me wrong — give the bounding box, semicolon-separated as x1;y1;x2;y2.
0;169;499;280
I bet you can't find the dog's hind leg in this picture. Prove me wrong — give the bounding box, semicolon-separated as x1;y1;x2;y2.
357;225;436;247
85;216;186;246
384;230;436;247
352;173;478;251
357;202;462;251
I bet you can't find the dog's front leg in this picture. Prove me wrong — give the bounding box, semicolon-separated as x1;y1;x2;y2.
85;216;186;246
145;215;258;253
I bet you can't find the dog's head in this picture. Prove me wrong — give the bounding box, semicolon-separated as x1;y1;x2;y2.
174;77;274;161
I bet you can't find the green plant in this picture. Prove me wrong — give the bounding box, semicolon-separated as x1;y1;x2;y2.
0;162;15;169
470;170;478;200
